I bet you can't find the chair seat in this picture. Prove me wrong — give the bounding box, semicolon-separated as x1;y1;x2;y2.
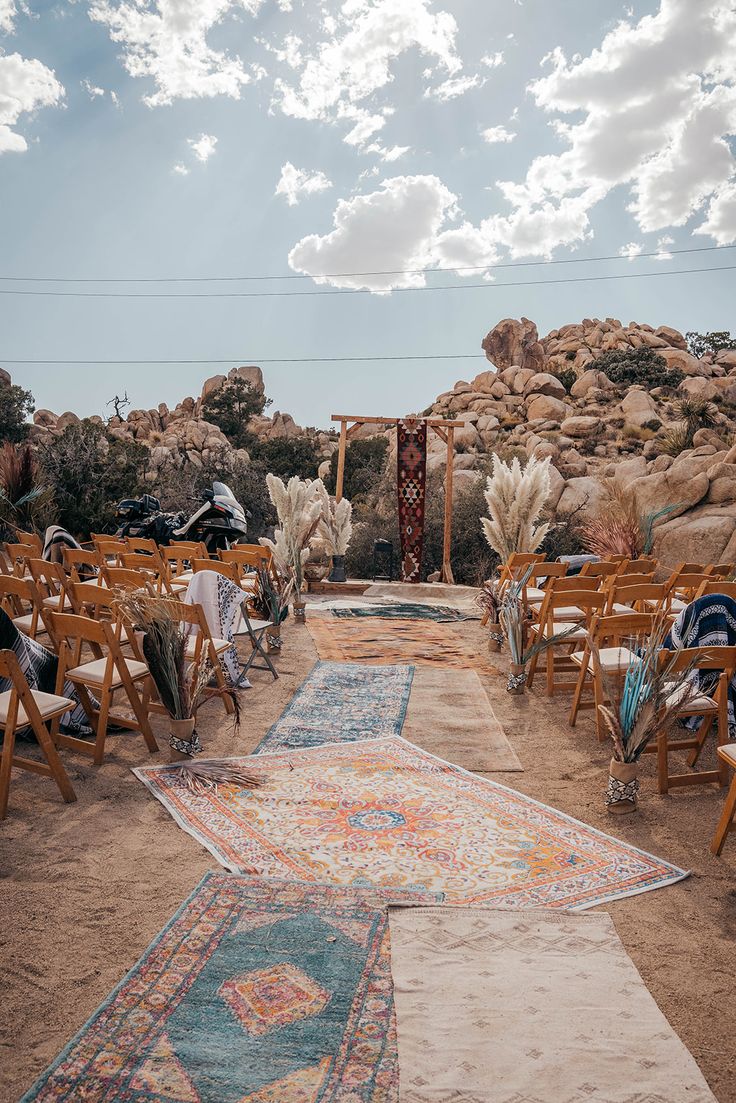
542;620;587;642
670;597;688;612
247;617;272;631
611;603;636;615
664;681;716;711
42;594;72;610
66;657;148;688
570;645;640;673
12;613;38;634
717;743;736;767
530;603;585;620
525;587;546;601
0;689;73;726
185;636;230;659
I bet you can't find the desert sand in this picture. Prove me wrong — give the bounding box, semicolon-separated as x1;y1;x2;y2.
1;615;734;1102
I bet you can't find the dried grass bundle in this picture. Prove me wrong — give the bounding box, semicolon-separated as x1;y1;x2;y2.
315;482;353;556
481;454;551;561
476;577;504;621
499;569;580;665
597;617;701;762
252;566;294;625
579;481;681;559
260;474;323;591
166;760;262;794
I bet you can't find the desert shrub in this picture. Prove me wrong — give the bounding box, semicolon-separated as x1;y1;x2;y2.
201;377;271;450
250;436;321;480
595;348;683;389
324;437;390;502
551;367;576;393
37;420;149;538
0;381;35;444
540;517;586;560
0;442;54;540
686;330;734;359
660;397;719;457
155;453;276;542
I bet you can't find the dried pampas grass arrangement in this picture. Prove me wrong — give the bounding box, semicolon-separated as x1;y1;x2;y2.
315;482;353;556
166;759;263;794
481;454;551;562
260;473;323;592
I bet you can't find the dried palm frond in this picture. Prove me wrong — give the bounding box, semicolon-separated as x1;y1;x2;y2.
315;482;353;556
476;576;504;621
166;760;262;794
481;454;552;561
499;568;581;665
596;617;702;762
0;442;53;536
252;566;295;625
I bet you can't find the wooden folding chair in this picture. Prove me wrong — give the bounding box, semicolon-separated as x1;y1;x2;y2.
5;543;35;577
191;559;241;583
149;600;236;716
125;537;161;556
527;574;599;623
516;561;569;610
618;557;658;575
642;646;736;794
578;560;621;579
0;574;50;640
526;588;606;696
50;612;158;765
120;552;171;593
160;545;207;593
239;603;278;681
91;536;127;565
695;580;736;601
103;566;156;594
711;744;736;855
569;612;654;736
664;571;712;616
62;546;102;584
604;581;670;615
14;530;43;555
0;649;77;819
27;559;73;618
498;552;545;586
706;562;734;579
219;547;272;594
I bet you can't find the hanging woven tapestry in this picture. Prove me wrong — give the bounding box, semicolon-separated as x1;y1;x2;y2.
396;419;427;583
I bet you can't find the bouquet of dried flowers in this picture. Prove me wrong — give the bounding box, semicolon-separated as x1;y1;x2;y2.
499;568;581;693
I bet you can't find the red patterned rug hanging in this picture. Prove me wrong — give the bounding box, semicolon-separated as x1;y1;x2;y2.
397;418;427;583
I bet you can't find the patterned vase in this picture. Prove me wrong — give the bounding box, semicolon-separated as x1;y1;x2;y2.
266;623;282;653
169;717;196;762
507;661;527;695
606;758;639;815
293;600;307;623
488;621;503;653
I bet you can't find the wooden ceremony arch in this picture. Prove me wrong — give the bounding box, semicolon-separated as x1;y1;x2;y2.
331;414;465;585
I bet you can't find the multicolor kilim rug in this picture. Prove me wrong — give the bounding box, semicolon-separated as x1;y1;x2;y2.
330;604;470;623
21;874;440;1103
396;419;427;583
307;616;503;679
135;738;687;909
253;661;413;754
388;907;716;1103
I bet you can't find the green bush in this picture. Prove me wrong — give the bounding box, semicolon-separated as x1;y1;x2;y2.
37;420;149;538
0;381;35;444
250;436;321;480
551;368;576;394
325;437;390;502
154;454;276;543
686;330;734;359
201;378;270;450
595;348;683;389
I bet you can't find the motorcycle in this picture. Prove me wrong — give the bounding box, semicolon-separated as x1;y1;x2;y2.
115;481;250;552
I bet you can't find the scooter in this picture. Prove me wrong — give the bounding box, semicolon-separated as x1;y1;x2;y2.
115;481;250;552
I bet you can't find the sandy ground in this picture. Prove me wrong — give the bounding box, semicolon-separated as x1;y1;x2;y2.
1;616;735;1102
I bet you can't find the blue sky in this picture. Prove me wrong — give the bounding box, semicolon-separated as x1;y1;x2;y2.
2;0;736;429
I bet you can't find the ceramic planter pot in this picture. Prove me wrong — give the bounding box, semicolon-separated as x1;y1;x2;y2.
488;621;503;653
266;622;282;653
293;599;307;624
329;555;347;583
606;757;640;815
169;716;196;761
507;661;527;695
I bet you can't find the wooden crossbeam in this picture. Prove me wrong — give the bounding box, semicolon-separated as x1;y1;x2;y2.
331;414;465;427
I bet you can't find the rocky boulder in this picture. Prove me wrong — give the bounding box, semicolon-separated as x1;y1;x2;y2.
481;317;545;374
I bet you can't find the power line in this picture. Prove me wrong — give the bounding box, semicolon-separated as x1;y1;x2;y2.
0;243;732;284
0;263;733;299
2;354;481;365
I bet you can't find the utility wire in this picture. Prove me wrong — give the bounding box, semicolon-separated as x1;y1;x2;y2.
0;243;732;284
0;263;733;298
1;353;483;365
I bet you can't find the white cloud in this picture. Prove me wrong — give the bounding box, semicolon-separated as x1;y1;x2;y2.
0;0;16;34
619;241;643;259
696;180;736;243
0;52;64;154
498;0;736;254
481;125;516;144
172;162;189;175
424;74;481;101
481;51;504;69
289;174;461;290
376;144;410;162
654;234;675;260
81;78;106;98
273;0;461;145
187;132;217;162
89;0;262;106
275;161;333;205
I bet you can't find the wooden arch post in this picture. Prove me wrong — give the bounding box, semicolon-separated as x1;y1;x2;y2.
331;414;463;584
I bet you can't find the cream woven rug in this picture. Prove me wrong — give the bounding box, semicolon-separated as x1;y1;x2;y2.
388;906;715;1103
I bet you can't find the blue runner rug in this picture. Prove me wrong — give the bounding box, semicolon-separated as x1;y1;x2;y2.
253;660;413;754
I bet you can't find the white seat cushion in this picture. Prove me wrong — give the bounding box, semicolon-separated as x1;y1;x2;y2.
12;613;38;634
664;681;716;711
246;617;272;631
42;594;72;610
0;689;73;726
611;603;636;615
718;743;736;768
669;597;688;612
525;587;546;601
66;657;148;687
542;620;587;641
570;646;640;673
185;636;230;658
